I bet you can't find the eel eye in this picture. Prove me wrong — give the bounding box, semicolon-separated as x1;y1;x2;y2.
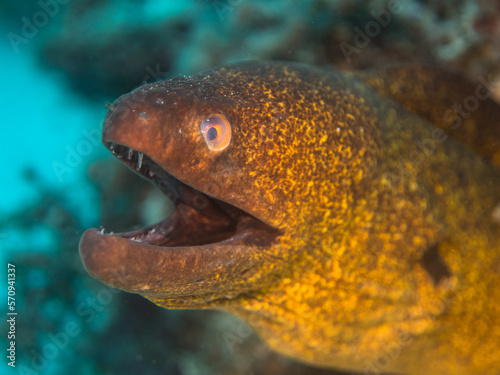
200;114;231;151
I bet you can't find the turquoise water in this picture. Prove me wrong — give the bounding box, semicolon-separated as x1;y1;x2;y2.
0;36;104;220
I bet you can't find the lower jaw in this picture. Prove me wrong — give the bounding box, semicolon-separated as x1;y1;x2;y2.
78;217;277;299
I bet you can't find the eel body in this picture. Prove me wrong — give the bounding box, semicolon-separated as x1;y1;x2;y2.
79;61;500;375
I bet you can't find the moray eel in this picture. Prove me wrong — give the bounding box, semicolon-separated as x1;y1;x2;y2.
79;61;500;375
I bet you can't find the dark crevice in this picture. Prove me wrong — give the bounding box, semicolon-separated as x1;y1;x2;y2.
420;243;452;286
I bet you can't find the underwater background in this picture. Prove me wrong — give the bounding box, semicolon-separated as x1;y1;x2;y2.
1;1;499;374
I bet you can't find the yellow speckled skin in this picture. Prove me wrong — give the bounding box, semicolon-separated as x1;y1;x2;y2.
82;61;500;375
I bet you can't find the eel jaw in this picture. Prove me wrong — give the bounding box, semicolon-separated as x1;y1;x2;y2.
79;142;279;300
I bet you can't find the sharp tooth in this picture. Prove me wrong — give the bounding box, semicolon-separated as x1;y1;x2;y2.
149;170;155;178
137;152;143;169
99;227;105;234
127;148;133;160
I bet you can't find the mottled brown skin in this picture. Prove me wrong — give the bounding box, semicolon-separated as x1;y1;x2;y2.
79;61;500;375
355;65;500;166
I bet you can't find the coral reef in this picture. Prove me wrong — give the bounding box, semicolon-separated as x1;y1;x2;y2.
37;0;500;99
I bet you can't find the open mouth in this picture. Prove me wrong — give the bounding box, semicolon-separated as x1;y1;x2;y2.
102;142;278;248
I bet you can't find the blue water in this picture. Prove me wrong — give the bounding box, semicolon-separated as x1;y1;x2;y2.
0;20;109;375
0;36;105;222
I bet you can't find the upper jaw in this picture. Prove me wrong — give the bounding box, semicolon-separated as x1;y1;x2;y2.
79;111;281;300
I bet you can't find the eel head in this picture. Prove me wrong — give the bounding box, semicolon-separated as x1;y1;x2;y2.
78;66;291;307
